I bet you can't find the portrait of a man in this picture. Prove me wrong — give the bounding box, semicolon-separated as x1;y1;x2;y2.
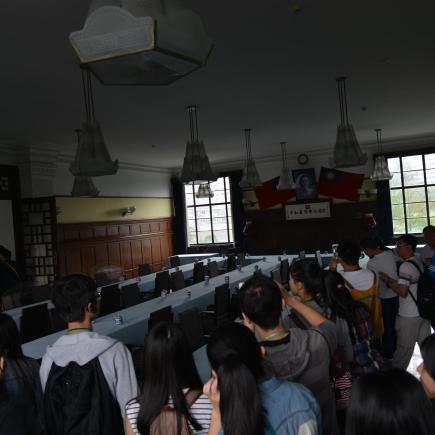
292;168;317;200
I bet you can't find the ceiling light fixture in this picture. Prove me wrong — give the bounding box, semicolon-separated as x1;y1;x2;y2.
195;182;214;198
239;128;262;190
70;69;118;177
371;128;393;181
276;141;295;191
69;0;213;85
180;105;217;184
329;77;367;168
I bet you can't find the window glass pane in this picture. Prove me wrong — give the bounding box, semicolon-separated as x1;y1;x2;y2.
405;202;427;218
429;202;435;217
187;231;197;245
195;206;210;219
197;231;213;244
226;187;232;202
211;204;227;218
429;186;435;202
403;170;424;187
185;193;194;206
404;187;426;203
390;189;403;204
213;230;229;243
426;169;435;184
194;194;210;206
407;218;427;234
197;219;211;231
187;220;197;232
184;184;194;195
389;172;402;188
393;219;405;234
186;208;195;220
227;204;232;217
210;189;226;204
402;155;423;171
210;178;225;191
229;231;234;243
391;204;405;219
425;153;435;170
388;157;401;173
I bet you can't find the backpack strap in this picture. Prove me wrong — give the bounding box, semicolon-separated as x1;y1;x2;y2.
184;389;203;407
403;260;423;307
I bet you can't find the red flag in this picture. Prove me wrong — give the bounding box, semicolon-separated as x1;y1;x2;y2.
317;167;364;202
254;177;296;209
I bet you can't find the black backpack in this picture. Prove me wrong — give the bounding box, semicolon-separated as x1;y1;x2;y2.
405;260;435;321
43;358;123;435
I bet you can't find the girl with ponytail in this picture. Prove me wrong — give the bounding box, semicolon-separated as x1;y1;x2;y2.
203;322;321;435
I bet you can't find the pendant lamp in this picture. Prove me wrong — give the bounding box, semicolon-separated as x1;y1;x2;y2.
276;141;295;191
70;68;118;177
70;130;100;196
180;105;217;184
196;182;214;198
69;0;213;85
329;77;367;168
239;129;262;190
371;129;393;181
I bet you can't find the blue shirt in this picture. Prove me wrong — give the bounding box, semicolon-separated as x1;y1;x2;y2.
219;377;321;435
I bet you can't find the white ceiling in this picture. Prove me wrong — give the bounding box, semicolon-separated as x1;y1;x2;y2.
1;0;435;169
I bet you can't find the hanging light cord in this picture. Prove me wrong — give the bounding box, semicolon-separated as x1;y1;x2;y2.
336;77;349;125
81;68;96;123
244;129;252;161
376;129;382;154
187;105;199;143
280;141;288;169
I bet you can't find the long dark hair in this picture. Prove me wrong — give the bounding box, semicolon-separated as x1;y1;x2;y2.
346;369;435;435
421;333;435;406
207;322;265;435
0;313;24;359
136;322;204;435
289;258;325;305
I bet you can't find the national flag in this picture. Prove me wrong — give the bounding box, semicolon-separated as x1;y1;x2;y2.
317;167;364;202
254;177;296;209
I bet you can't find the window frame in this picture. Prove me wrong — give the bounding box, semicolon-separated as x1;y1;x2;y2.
385;148;434;235
184;176;234;246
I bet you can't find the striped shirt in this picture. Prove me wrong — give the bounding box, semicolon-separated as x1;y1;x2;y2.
125;392;212;435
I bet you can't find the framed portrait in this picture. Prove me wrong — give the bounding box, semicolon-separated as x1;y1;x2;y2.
292;168;317;200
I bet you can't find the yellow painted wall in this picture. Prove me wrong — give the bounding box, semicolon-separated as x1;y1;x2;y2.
56;197;173;224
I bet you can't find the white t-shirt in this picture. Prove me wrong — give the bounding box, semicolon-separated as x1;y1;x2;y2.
397;256;422;318
340;269;375;291
125;392;212;435
420;245;435;263
366;250;398;299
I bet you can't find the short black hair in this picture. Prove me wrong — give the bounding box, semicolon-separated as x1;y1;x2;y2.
423;225;435;234
397;234;418;252
360;237;386;251
337;240;361;266
238;275;282;330
0;246;11;260
51;274;97;323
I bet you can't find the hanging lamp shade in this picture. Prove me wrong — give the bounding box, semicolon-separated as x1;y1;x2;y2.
239;129;262;190
70;70;118;177
180;105;217;184
69;0;213;85
196;182;214;198
71;175;100;197
276;141;295;191
371;129;393;181
329;77;367;168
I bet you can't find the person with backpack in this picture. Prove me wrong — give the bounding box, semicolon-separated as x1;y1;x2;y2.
239;275;337;435
0;313;42;435
379;235;431;370
203;322;321;435
124;322;212;435
40;274;138;435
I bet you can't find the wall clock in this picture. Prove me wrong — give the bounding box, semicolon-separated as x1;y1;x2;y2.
297;153;309;165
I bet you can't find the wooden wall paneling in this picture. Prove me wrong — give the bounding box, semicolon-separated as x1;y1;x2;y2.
56;218;174;278
95;244;109;267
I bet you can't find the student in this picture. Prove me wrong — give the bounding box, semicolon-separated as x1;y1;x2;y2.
345;369;435;435
360;237;399;360
421;225;435;266
379;235;431;370
125;322;212;435
0;313;42;434
203;322;321;435
330;240;384;339
40;274;138;435
0;343;32;435
239;275;337;435
418;333;435;407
